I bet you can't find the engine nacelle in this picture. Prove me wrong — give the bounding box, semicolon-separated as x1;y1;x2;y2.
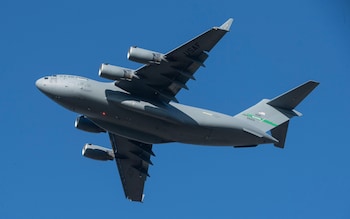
127;46;166;64
82;144;114;161
99;63;137;80
75;116;106;133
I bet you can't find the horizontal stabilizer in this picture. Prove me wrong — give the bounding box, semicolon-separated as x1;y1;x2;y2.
234;80;319;148
271;121;289;148
267;81;319;110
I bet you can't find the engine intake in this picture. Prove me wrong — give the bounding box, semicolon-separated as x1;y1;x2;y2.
127;46;166;64
75;116;106;133
82;144;114;161
99;63;137;80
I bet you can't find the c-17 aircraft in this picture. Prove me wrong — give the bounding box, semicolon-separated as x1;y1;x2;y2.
36;18;319;202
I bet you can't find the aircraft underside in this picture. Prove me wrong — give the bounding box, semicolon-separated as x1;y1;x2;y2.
35;18;319;202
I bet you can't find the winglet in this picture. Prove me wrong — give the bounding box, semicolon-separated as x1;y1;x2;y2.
218;18;234;31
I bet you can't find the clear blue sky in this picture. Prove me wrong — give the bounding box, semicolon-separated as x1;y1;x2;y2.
1;0;350;218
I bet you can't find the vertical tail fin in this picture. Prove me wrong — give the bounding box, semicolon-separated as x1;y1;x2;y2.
234;81;319;148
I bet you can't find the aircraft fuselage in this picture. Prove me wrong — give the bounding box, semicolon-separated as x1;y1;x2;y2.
36;74;276;146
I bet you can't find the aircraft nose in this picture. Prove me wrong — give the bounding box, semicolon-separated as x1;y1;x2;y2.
35;77;45;91
35;77;50;95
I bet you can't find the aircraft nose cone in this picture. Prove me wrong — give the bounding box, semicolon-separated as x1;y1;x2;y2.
35;78;45;92
35;77;51;95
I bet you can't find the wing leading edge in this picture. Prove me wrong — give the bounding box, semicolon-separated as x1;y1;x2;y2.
108;133;154;202
116;18;234;103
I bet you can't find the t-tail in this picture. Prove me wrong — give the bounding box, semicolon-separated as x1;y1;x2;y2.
234;81;319;148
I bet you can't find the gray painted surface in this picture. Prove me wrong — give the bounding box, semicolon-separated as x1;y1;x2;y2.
35;18;319;202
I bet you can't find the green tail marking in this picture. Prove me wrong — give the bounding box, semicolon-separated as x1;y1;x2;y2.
243;113;278;127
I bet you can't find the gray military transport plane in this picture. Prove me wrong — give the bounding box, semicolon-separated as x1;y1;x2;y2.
36;18;319;202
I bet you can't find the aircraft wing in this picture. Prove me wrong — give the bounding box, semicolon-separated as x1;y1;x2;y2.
108;133;155;202
116;18;233;103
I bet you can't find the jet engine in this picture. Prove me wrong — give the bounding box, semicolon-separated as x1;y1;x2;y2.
75;116;106;133
82;144;114;161
127;46;166;64
99;63;137;80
